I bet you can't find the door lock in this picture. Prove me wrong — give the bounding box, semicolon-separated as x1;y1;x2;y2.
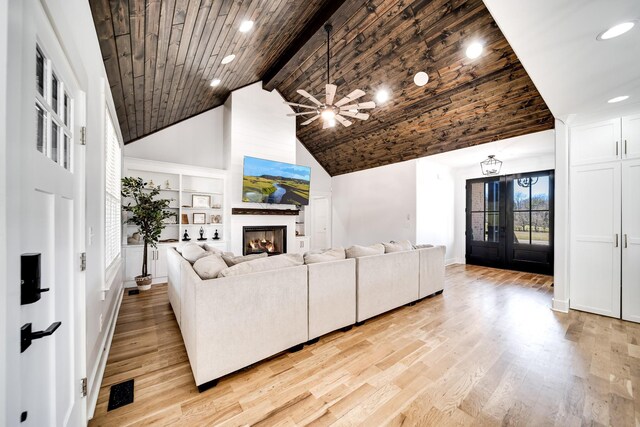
21;322;61;353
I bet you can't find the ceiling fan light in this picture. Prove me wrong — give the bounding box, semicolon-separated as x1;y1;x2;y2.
328;118;336;127
321;109;335;120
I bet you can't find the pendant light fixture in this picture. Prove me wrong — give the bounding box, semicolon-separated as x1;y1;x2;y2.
480;155;502;176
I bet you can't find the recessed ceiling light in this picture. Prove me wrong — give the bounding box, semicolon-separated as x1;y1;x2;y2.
414;71;429;87
466;42;483;59
239;20;254;33
608;95;629;103
597;21;635;40
376;89;389;103
221;54;235;64
210;79;221;87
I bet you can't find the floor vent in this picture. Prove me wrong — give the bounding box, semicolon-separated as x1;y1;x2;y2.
107;379;134;411
128;289;140;296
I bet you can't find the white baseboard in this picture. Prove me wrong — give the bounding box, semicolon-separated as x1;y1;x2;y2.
446;258;465;266
87;283;124;420
552;298;569;313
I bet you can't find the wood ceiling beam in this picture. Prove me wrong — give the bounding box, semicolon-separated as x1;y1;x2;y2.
261;0;350;92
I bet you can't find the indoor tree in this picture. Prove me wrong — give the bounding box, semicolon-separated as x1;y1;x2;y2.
121;177;175;290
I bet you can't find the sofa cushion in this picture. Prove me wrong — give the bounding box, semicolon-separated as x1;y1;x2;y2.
176;242;200;254
203;243;224;254
182;244;209;264
414;243;434;250
192;254;227;280
345;244;385;258
304;247;346;264
221;252;268;267
383;240;414;253
218;253;303;277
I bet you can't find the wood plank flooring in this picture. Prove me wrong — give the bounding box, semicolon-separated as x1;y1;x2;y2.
89;265;640;426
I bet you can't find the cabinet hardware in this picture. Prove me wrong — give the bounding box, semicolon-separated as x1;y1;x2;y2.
625;234;628;248
616;141;619;156
625;139;628;155
615;234;619;247
21;322;61;353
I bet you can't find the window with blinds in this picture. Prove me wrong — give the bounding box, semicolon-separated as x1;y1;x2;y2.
105;111;122;269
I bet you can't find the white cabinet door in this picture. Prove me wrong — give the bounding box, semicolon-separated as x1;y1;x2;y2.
570;162;621;317
570;119;621;166
124;247;144;281
622;159;640;322
154;247;168;278
623;114;640;160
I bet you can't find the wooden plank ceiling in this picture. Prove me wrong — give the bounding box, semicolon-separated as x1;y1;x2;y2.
91;0;554;176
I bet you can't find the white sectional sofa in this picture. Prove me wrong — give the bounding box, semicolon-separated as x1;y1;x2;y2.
166;242;445;390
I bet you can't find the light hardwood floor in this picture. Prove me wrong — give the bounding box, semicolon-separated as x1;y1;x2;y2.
89;265;640;426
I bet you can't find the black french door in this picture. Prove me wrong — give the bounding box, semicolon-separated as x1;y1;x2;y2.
466;170;554;275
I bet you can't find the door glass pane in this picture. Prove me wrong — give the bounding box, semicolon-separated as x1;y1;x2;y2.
513;212;530;244
36;48;45;96
471;212;484;241
51;73;59;114
486;213;500;242
485;181;500;211
51;122;59;162
471;182;484;211
514;180;530;210
36;104;45;153
531;176;549;210
531;211;550;245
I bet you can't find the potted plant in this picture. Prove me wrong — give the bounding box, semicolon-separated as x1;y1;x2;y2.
121;177;175;291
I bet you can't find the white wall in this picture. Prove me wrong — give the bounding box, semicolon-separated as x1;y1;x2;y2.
332;160;417;247
296;139;331;194
416;159;456;262
124;108;224;169
224;82;298;255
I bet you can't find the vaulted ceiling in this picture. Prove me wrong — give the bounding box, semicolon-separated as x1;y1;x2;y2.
91;0;554;176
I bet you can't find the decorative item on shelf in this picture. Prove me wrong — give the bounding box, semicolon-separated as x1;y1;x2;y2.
211;214;222;224
480;155;502;176
182;230;190;241
181;213;189;224
193;213;206;224
162;216;177;224
192;194;210;208
121;177;175;291
295;230;299;236
164;180;171;190
147;179;155;188
213;229;220;240
127;232;142;245
159;238;179;243
516;176;539;187
197;227;206;241
212;203;222;209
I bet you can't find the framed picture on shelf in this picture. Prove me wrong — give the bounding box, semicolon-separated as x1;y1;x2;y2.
193;213;206;224
211;214;222;224
192;194;210;208
181;213;189;224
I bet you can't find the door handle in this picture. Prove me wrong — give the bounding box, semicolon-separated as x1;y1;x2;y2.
21;322;61;353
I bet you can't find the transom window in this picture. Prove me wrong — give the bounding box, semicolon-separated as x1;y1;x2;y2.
35;45;73;170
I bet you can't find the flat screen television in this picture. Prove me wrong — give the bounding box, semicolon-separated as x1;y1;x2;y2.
242;156;311;206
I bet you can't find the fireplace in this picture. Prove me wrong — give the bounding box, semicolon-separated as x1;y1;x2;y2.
242;226;287;256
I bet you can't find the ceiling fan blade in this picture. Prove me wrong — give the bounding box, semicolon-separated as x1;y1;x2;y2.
283;101;317;110
340;101;376;110
301;115;321;126
334;114;353;127
297;89;323;106
325;84;337;106
334;89;366;107
286;112;316;116
339;111;370;120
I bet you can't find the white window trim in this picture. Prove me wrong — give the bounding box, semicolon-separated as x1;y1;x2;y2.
104;108;122;273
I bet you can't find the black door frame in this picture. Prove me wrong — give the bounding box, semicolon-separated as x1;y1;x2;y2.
465;170;554;275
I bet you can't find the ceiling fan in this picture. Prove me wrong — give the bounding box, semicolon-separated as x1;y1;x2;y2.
284;24;376;129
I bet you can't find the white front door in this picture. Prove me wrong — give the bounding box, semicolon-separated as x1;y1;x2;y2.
310;195;331;250
19;2;87;425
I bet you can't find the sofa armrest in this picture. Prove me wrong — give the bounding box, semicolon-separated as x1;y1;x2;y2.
308;258;356;339
418;245;446;298
181;264;308;385
167;247;186;326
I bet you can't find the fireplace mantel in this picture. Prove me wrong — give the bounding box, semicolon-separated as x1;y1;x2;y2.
232;207;300;216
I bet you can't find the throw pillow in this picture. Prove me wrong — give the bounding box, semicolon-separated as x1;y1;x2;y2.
304;247;346;264
203;243;224;254
192;255;227;280
176;242;197;254
182;244;209;264
345;243;385;258
383;240;414;253
221;252;268;267
218;253;304;278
